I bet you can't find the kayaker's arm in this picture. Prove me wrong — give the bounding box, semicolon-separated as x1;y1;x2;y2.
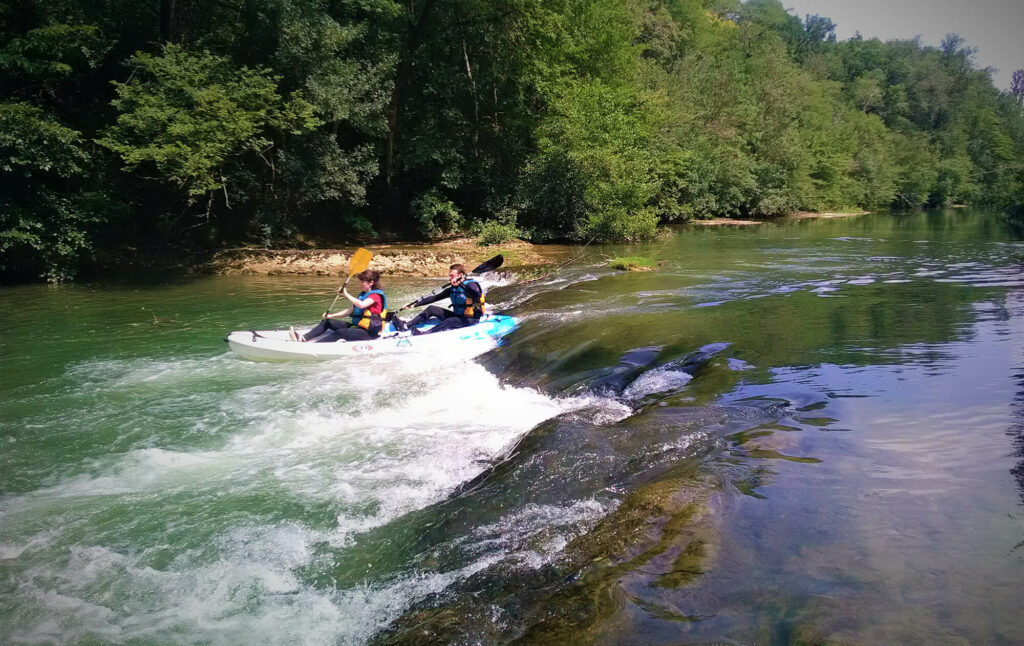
343;286;377;309
411;287;452;308
324;306;354;319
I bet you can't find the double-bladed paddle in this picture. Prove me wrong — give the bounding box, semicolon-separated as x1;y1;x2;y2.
399;254;504;310
324;247;373;317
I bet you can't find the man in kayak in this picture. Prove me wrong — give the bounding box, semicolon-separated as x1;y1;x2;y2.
291;270;388;342
393;263;484;335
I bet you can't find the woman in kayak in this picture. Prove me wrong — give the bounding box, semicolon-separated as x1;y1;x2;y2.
292;270;388;342
393;263;484;335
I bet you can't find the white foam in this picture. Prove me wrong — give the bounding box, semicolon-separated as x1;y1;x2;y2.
622;367;694;400
0;542;31;560
5;449;235;509
476;272;516;290
3;341;632;644
7;527;356;645
458;499;614;568
558;393;634;425
7;512;551;645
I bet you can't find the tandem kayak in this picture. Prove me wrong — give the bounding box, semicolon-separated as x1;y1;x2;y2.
226;314;518;361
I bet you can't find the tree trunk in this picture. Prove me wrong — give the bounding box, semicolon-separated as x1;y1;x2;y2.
384;57;408;187
463;40;479;158
160;0;175;42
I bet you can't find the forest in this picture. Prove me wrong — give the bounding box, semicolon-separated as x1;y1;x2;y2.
2;0;1023;281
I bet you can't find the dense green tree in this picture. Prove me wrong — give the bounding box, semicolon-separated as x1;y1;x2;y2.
522;79;664;240
98;44;320;246
2;0;1023;281
0;9;117;280
0;103;107;280
1012;70;1024;105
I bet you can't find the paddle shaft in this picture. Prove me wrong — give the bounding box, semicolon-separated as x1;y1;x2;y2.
323;276;352;317
323;248;373;317
400;254;503;310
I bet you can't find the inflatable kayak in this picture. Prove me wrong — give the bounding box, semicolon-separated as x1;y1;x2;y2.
227;314;517;361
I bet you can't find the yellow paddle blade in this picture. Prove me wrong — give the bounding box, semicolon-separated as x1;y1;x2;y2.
348;247;373;275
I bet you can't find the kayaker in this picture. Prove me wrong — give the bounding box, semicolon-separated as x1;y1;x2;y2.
292;270;387;342
392;263;484;335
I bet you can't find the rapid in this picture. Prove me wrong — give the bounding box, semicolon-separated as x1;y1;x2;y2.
2;209;1023;644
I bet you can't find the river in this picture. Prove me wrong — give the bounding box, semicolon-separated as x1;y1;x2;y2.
2;209;1022;645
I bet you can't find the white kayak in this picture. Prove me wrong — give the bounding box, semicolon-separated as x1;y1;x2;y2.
226;314;518;361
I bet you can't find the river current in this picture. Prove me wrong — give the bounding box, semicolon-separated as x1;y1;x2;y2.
2;209;1023;644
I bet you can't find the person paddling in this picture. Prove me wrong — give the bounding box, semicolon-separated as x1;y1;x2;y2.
292;270;387;342
393;263;484;335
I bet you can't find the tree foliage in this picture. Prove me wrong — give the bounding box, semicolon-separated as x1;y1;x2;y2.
2;0;1023;281
99;44;320;200
0;104;103;281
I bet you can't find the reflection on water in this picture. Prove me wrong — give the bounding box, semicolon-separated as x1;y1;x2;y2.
1007;292;1024;536
1013;379;1024;499
2;209;1023;644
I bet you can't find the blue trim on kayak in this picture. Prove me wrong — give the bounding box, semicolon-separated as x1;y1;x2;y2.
383;314;518;339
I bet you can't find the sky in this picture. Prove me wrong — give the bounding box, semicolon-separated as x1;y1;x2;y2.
779;0;1023;90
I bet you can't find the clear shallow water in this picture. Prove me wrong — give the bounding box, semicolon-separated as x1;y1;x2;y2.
2;210;1023;644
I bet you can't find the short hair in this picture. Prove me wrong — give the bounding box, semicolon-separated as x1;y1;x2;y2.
449;263;466;274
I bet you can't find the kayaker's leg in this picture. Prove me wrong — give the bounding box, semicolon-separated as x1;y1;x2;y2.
389;315;408;331
306;319;354;342
309;330;341;342
333;327;373;342
385;311;406;331
413;315;474;335
406;305;450;329
301;320;331;341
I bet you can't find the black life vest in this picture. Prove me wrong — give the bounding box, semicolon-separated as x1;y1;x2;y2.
449;278;484;318
351;289;387;335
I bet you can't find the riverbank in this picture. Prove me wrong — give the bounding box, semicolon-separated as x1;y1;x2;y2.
206;238;572;277
688;211;870;226
205;211;870;276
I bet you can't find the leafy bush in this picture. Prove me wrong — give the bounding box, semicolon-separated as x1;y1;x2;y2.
474;209;521;246
514;155;589;241
608;256;657;271
477;220;519;246
341;214;376;239
412;190;462;240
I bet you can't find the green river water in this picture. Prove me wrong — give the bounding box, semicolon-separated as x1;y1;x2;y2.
2;209;1023;645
